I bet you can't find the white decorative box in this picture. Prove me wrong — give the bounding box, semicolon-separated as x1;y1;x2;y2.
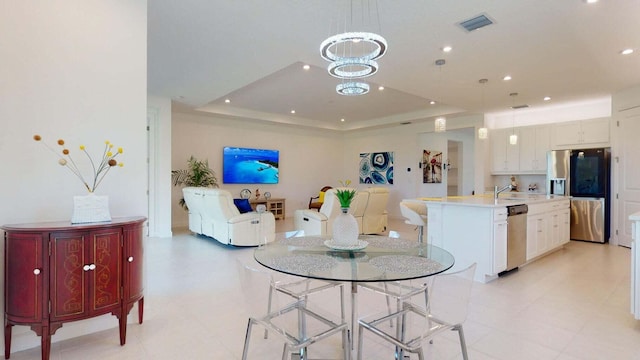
71;194;112;224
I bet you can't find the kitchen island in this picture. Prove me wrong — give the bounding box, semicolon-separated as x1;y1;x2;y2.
419;194;570;283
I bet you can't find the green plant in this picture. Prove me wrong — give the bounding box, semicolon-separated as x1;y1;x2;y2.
335;179;357;208
172;156;218;210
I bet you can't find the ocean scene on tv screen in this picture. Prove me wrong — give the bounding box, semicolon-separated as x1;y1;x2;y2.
223;147;279;184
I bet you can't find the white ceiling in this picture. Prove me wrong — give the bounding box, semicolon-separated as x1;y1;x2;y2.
148;0;640;131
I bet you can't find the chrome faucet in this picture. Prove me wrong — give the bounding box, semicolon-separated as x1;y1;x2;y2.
494;184;512;199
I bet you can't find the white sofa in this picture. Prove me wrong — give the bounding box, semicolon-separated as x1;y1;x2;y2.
294;187;388;236
182;187;275;246
360;187;389;234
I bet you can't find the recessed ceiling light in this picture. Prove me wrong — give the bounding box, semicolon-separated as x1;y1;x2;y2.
303;64;310;70
290;110;296;114
503;75;512;81
224;99;231;103
543;96;551;101
442;46;452;52
340;118;345;122
430;100;436;105
378;86;384;91
621;48;634;55
584;0;598;3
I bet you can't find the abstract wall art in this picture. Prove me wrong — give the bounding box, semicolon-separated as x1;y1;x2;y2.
359;152;394;185
422;149;443;183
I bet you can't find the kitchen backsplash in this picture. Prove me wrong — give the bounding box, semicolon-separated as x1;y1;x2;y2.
491;174;547;194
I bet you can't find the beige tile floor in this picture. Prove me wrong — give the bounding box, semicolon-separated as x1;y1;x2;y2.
8;218;640;360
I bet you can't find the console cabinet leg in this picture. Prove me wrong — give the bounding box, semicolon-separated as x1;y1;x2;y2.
119;313;127;346
41;327;51;360
5;323;12;359
138;297;144;324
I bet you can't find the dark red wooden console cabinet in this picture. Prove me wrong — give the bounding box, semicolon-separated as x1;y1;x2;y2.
2;216;146;360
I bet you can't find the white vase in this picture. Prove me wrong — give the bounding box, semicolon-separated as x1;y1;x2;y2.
71;193;112;224
332;207;359;246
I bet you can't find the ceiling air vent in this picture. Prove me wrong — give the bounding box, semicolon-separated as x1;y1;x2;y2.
458;14;494;32
511;104;529;109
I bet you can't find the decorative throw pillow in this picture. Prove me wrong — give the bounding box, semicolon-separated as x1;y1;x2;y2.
319;191;326;203
233;198;253;213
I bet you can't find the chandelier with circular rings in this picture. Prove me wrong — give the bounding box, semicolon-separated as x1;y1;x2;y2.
336;82;370;96
328;58;379;79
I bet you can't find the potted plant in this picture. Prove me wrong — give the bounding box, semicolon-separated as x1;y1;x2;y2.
172;156;218;210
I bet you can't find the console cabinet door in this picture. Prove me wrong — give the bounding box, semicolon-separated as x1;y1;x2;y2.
50;229;121;321
90;229;122;314
123;224;144;303
5;232;44;322
50;231;88;321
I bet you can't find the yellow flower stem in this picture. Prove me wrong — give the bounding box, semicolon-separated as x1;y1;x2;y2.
93;166;112;191
64;153;88;187
83;146;101;191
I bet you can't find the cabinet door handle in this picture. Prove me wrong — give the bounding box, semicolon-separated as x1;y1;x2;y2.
83;264;91;271
128;256;134;262
33;268;41;275
89;263;96;270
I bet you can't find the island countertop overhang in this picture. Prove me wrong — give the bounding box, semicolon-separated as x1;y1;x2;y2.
415;194;571;208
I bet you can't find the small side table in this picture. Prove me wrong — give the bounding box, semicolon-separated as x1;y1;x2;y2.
250;198;285;220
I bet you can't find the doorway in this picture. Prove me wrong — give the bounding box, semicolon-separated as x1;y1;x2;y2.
447;140;462;196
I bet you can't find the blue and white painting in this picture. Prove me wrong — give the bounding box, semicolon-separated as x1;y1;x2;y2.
359;152;394;185
223;147;279;184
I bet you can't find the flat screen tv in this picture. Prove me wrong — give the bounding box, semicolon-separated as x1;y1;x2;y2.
223;146;279;184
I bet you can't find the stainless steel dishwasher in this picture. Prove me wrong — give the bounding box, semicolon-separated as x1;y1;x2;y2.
501;204;528;275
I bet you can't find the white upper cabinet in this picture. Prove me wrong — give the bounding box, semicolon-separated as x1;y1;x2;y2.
491;128;520;174
552;118;610;149
491;125;550;174
519;125;550;173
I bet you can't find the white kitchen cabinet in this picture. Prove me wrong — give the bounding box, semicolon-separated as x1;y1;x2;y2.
527;214;548;260
425;202;508;283
491;128;520;174
551;200;571;246
549;212;561;248
526;200;570;261
423;197;571;283
493;208;508;274
519;125;550;173
552;118;610;149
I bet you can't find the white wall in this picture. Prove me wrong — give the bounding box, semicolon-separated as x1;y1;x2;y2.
0;0;147;353
171;111;345;228
148;96;173;237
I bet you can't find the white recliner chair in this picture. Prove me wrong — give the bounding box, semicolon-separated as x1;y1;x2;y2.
361;187;389;234
294;188;366;236
400;199;428;243
182;187;275;246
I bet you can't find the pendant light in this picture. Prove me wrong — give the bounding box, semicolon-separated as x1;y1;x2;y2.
478;78;488;139
434;59;446;132
509;92;518;145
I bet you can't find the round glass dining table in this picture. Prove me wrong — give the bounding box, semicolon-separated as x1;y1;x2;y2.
254;234;454;283
254;234;455;358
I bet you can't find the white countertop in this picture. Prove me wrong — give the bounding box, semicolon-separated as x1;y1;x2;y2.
417;194;570;208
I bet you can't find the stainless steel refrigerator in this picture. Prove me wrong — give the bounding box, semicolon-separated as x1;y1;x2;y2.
547;148;610;243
